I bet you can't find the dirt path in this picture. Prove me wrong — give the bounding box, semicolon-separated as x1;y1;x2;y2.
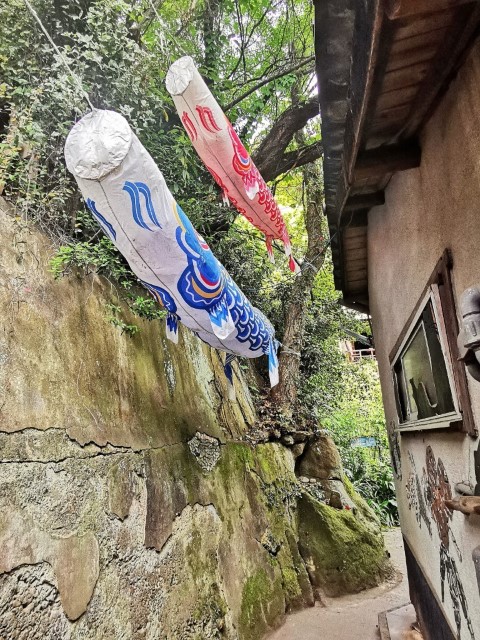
267;528;409;640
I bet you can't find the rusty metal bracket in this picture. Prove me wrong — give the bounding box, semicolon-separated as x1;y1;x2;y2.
445;496;480;515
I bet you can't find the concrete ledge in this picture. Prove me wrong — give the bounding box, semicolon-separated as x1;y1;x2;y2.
378;603;418;640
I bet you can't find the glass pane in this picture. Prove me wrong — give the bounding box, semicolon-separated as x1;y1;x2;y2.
394;297;454;423
422;300;455;416
402;323;436;419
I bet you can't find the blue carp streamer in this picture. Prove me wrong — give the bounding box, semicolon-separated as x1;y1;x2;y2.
65;109;279;387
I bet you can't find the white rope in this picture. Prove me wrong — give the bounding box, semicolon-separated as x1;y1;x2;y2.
23;0;94;111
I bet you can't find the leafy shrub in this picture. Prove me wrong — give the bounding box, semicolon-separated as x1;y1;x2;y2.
322;359;399;527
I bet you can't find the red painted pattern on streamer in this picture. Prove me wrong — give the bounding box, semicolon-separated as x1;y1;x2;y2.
195;231;211;252
181;112;197;141
205;165;248;216
227;124;287;238
196;106;221;133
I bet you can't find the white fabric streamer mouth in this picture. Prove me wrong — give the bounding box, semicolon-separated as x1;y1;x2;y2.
165;56;196;96
65;110;133;180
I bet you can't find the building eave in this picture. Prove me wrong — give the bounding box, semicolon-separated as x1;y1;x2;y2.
314;0;480;311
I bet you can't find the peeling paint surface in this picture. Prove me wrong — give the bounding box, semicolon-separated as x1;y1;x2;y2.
473;546;480;598
388;420;402;481
405;452;431;536
475;442;480;496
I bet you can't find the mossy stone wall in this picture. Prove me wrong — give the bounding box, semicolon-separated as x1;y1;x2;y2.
0;199;389;639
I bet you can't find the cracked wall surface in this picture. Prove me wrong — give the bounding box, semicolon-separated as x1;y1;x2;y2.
0;199;389;638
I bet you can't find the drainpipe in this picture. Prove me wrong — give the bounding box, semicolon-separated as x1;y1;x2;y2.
458;286;480;382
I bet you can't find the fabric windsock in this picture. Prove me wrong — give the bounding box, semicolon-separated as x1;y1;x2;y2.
166;56;299;273
64;109;279;387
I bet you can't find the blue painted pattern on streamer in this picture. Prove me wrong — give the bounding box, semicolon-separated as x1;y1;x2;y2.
123;181;162;231
86;198;116;240
174;203;225;311
173;203;274;353
224;353;236;385
141;280;178;315
166;312;178;334
268;338;279;376
225;274;273;353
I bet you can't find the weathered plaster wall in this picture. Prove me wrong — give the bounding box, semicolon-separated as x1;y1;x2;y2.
368;39;480;640
0;199;389;638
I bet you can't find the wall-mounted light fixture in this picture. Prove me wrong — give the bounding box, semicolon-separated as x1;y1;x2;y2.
458;287;480;382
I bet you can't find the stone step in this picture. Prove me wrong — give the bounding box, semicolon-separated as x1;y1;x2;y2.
378;603;420;640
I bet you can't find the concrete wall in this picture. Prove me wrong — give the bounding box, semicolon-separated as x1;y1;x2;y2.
368;39;480;640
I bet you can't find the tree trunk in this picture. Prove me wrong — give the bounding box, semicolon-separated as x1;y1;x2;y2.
269;161;325;413
252;97;321;182
203;0;222;83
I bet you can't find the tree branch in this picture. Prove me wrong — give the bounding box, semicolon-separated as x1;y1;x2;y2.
175;0;199;36
252;96;321;181
256;142;323;183
224;56;314;111
229;3;268;80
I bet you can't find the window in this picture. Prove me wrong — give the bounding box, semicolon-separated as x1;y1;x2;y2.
390;251;475;434
393;287;458;429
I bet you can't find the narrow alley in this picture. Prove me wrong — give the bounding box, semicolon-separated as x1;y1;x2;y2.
268;529;416;640
2;1;480;638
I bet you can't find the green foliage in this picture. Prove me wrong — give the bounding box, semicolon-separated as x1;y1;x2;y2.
298;253;369;421
321;359;398;527
352;462;398;528
105;303;140;336
50;238;132;285
127;294;166;321
50;237;166;333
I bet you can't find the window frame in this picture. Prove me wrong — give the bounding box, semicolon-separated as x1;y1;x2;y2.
389;250;476;436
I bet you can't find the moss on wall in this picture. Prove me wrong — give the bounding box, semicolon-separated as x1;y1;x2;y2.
239;569;285;640
298;492;390;597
